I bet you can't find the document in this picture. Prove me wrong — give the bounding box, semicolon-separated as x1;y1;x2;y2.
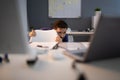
29;42;58;49
60;42;90;54
29;42;58;54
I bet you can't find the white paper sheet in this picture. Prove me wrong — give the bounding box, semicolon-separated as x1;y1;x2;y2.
29;42;58;49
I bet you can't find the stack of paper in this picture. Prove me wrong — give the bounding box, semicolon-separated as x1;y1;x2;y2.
29;42;58;54
60;42;90;54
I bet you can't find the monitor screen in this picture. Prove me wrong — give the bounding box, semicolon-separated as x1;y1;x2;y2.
0;0;28;53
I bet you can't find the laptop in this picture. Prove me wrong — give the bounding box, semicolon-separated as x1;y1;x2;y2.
65;16;120;62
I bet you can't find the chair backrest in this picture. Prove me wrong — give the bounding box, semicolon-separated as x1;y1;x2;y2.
29;29;58;42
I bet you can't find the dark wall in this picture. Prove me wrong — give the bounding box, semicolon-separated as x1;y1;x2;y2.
27;0;120;30
82;0;120;17
27;0;91;31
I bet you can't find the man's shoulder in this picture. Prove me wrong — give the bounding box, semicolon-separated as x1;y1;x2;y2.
63;34;68;42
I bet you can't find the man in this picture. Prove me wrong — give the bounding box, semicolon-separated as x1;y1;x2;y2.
29;20;68;42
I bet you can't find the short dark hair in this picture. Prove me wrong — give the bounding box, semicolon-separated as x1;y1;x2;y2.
53;20;68;29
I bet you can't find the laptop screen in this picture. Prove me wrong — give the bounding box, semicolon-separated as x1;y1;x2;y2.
85;16;120;62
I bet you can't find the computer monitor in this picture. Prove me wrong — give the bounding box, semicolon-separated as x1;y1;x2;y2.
0;0;28;53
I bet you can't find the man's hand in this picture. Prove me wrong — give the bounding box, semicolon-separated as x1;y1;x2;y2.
55;36;62;43
29;29;36;37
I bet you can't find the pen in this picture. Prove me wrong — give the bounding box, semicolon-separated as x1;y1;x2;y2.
52;43;59;49
37;45;48;48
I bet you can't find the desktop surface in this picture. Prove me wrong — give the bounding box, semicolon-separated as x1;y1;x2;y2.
0;42;120;80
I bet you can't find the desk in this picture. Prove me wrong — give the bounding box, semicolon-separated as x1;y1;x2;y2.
66;31;94;35
0;42;120;80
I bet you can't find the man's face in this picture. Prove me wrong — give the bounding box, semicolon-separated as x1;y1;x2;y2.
55;28;67;38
